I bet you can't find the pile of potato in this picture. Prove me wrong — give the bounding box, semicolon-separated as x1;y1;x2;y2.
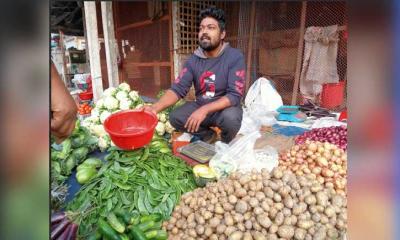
280;141;347;196
163;168;347;240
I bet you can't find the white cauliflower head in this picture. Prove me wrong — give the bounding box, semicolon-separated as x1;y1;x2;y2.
165;121;175;134
103;87;117;97
91;108;100;118
104;96;119;110
100;111;112;123
98;136;110;151
135;104;144;109
118;82;131;92
119;98;132;110
95;99;105;109
115;91;128;101
158;113;167;123
92;124;107;137
129;90;139;101
155;122;166;136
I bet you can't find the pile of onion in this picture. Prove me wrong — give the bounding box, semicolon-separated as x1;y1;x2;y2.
280;141;347;196
295;126;347;150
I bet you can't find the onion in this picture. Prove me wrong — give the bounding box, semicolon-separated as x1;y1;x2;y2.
295;126;347;150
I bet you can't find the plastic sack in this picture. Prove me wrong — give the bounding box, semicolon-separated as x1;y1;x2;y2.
245;77;283;112
209;131;279;178
238;104;277;135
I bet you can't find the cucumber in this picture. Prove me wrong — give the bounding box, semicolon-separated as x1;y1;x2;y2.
145;229;168;240
128;226;147;240
107;212;126;233
137;220;155;232
114;210;132;225
139;214;162;223
119;233;130;240
98;219;122;240
130;215;140;226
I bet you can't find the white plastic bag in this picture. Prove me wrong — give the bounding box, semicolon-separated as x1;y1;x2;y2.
209;131;279;178
245;77;283;112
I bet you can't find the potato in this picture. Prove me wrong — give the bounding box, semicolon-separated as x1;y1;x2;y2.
316;192;328;207
273;193;282;202
245;220;253;230
313;228;327;240
294;228;307;240
266;233;278;240
229;231;243;240
235;200;248;214
215;205;225;214
249;198;259;208
257;213;272;228
253;207;264;215
324;206;336;218
225;215;234;226
311;213;321;222
264;187;274;198
204;226;213;236
210;217;221;228
233;213;244;223
244;212;252;221
224;226;237;236
239;175;252;185
209;234;218;240
195;214;206;225
216;224;226;234
297;220;314;229
283;196;294;209
284;216;293;225
269;224;279;233
272;168;283;179
252;231;266;240
203;211;213;220
253;221;262;231
255;192;265;201
196;225;205;235
277;225;294;239
332;194;344;208
188;229;197;237
243;232;253;240
228;195;238;204
274;212;284;225
327;228;339;238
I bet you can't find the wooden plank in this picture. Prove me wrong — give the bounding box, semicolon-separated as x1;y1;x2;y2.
172;1;180;80
168;0;175;83
101;1;119;88
116;15;169;32
125;62;171;67
84;1;103;101
291;1;307;105
245;0;256;93
154;65;161;87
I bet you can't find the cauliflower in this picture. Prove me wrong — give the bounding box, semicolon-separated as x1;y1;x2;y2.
155;122;166;136
100;111;112;123
135;103;144;109
165;121;175;134
98;136;109;151
129;90;139;101
92;124;107;137
103;87;117;97
158;112;167;123
119;98;132;110
118;82;131;92
91;108;100;118
104;96;119;110
95;99;105;109
116;91;128;101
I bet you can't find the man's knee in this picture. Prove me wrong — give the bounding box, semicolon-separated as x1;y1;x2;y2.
217;107;242;130
168;109;182;129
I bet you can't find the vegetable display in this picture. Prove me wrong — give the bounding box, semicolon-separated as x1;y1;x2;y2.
280;141;347;195
76;157;103;184
51;212;79;240
89;210;167;240
66;138;196;236
163;168;347;240
78;102;92;115
295;126;347;150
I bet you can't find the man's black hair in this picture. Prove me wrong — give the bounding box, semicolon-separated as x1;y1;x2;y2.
199;7;226;31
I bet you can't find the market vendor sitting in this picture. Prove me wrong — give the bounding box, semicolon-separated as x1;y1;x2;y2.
143;7;245;143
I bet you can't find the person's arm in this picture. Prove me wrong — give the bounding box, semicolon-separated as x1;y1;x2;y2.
144;63;194;114
185;54;246;133
51;63;78;143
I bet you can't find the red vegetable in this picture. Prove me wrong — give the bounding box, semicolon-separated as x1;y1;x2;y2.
295;126;347;150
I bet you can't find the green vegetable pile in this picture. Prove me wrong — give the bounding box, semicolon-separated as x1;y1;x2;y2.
51;121;98;210
90;211;167;240
67;137;196;236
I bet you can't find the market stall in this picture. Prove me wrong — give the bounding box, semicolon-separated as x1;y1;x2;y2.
51;81;347;240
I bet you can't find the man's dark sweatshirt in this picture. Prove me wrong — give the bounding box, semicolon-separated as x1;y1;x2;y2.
170;42;246;107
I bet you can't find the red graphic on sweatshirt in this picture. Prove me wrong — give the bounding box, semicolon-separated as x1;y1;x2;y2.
235;70;245;95
199;71;215;95
174;67;188;84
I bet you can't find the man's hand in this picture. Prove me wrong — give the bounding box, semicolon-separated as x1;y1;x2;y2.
51;63;78;143
142;105;158;115
184;107;208;133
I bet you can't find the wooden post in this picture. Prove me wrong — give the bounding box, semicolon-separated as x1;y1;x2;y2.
101;1;119;88
84;1;103;102
168;0;175;83
171;1;180;81
291;1;307;105
58;30;68;86
245;0;256;93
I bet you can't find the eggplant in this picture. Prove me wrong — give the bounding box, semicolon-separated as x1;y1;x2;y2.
51;219;70;240
51;212;66;224
66;223;78;240
56;223;72;240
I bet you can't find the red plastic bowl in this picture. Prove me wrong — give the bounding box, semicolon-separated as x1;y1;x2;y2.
79;91;93;100
103;110;157;150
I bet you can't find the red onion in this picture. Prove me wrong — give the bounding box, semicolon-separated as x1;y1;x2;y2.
296;126;347;150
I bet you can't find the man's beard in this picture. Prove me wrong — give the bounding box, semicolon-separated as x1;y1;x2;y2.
199;37;221;51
